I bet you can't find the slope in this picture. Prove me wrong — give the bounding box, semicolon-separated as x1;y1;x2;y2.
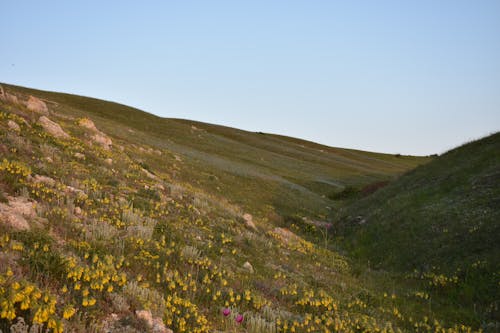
0;83;479;333
1;83;429;218
338;132;500;324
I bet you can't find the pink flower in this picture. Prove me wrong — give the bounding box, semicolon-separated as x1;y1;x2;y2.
235;314;244;324
222;308;231;317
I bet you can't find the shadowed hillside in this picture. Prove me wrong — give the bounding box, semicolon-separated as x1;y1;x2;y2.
338;132;500;325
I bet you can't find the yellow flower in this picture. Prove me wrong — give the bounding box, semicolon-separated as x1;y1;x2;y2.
63;305;76;319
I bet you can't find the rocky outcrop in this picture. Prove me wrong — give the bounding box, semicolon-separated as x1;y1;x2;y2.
243;261;254;273
33;174;56;187
0;86;20;105
78;117;99;131
78;118;113;150
26;96;49;115
242;213;257;230
7;120;20;132
91;132;113;150
38;116;70;139
0;196;37;231
273;227;301;245
135;310;173;333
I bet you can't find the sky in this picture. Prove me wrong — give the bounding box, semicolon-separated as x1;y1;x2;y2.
1;1;499;155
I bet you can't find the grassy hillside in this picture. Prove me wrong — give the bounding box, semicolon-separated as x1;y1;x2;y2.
338;132;500;326
1;83;428;219
0;83;487;333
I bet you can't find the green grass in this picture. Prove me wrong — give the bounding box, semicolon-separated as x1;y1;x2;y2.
338;132;500;325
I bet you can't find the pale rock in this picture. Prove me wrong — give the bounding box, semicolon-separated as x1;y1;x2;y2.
242;213;257;230
78;117;113;150
77;118;98;131
0;196;37;231
7;120;20;132
243;261;254;273
74;152;85;160
0;88;19;104
7;94;19;104
26;96;49;115
153;183;165;191
135;310;172;333
91;132;113;150
104;158;113;166
142;168;157;180
33;174;56;187
65;186;86;196
1;211;29;231
273;227;301;245
38;116;70;139
74;207;82;215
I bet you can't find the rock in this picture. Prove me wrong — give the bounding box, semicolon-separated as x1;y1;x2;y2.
153;183;165;191
0;209;30;230
74;153;85;160
136;310;153;324
355;215;367;225
77;118;98;131
92;132;112;150
7;120;20;132
273;227;301;245
0;89;19;104
74;207;82;215
0;196;36;231
45;157;53;163
65;186;86;197
7;196;36;217
104;158;113;166
33;174;56;187
142;168;157;180
242;213;257;230
135;310;172;333
26;96;49;115
38;116;70;139
78;117;113;150
243;261;254;273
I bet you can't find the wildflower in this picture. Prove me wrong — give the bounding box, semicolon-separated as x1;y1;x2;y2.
235;314;244;324
222;308;231;316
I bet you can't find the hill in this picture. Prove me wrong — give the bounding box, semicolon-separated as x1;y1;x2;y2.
1;83;428;219
0;82;488;332
338;132;500;325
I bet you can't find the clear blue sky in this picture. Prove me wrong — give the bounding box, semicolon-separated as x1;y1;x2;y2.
2;1;499;155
